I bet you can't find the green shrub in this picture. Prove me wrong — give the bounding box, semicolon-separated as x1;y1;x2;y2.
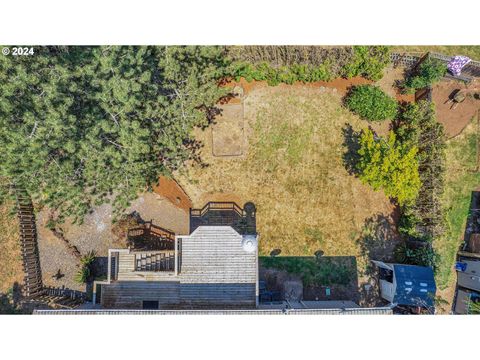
233;61;333;85
231;46;390;85
74;265;91;284
398;205;421;237
75;250;96;284
341;46;390;81
395;241;438;269
345;85;398;121
357;129;421;206
404;58;447;90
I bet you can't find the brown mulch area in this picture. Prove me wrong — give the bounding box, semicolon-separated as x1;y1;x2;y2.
152;176;192;213
223;70;414;103
432;79;480;138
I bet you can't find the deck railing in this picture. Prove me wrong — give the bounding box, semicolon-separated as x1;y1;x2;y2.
190;201;244;217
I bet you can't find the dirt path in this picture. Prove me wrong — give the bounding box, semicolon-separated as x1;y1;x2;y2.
432;79;480;138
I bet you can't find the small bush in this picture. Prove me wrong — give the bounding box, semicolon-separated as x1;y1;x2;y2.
404;58;447;90
74;265;91;284
345;85;398;121
341;46;390;81
394;241;437;269
75;250;96;284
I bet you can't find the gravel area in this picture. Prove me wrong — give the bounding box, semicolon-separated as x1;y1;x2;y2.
36;192;189;291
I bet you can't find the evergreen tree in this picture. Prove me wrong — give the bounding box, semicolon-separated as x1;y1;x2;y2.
0;46;229;223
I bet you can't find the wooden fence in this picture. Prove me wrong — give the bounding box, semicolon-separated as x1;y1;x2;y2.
390;52;480;82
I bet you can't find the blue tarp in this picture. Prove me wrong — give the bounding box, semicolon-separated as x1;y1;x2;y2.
393;264;436;308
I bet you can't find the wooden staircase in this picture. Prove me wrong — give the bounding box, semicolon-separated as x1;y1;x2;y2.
29;287;86;309
135;252;175;271
11;185;87;310
12;185;44;298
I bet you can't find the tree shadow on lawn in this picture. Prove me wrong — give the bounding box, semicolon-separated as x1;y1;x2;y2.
356;213;401;275
355;213;402;306
342;123;362;176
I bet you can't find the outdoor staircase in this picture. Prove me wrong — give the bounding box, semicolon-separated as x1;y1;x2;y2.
12;185;44;298
11;185;87;310
134;252;175;271
29;287;86;309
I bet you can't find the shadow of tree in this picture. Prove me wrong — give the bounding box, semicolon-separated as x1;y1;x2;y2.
357;213;401;275
341;123;362;175
355;213;402;307
0;282;29;314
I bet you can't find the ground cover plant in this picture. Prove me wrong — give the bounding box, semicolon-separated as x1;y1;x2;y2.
345;85;398;121
178;87;399;275
260;256;356;286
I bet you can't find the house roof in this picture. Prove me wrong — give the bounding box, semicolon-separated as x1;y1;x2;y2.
393;264;436;308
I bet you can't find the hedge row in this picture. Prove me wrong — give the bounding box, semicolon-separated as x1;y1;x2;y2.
230;46;391;85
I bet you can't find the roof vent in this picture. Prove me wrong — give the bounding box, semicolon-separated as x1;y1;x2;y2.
242;235;257;253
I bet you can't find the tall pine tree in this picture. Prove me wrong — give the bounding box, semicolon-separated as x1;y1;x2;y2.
0;46;229;223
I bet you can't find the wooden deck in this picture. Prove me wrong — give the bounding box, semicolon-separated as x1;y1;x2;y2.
190;202;256;235
101;226;258;309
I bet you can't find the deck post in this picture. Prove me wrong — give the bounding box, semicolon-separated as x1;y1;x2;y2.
174;237;178;276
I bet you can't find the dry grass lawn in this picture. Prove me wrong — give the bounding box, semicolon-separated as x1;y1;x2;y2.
0;202;23;293
177;86;399;274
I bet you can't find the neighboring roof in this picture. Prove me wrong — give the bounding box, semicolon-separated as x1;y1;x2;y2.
34;307;393;315
393;264;436;308
457;259;480;292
